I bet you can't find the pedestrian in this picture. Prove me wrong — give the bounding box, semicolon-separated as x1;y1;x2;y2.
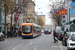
16;30;18;36
64;28;68;34
7;31;10;38
53;30;58;43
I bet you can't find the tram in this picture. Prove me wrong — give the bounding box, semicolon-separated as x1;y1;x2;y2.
21;23;41;38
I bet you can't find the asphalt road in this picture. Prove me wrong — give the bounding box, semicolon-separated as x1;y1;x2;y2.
0;33;67;50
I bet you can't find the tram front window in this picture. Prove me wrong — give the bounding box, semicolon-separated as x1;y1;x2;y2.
22;25;32;34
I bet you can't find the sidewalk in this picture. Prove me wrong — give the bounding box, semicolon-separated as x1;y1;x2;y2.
4;35;21;39
58;40;67;50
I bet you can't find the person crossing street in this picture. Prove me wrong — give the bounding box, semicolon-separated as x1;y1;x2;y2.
53;30;58;43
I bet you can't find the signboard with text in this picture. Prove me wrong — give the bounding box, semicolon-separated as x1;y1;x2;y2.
57;9;68;15
65;25;70;31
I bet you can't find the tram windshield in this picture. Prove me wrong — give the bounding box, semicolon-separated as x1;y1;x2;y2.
22;25;32;34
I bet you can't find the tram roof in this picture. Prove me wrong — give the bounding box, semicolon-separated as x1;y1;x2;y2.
22;23;41;27
32;23;41;27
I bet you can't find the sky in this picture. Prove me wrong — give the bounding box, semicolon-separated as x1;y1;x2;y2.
32;0;52;25
32;0;65;25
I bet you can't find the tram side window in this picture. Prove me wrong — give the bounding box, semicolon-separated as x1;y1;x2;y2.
36;27;41;33
33;26;41;33
33;26;36;33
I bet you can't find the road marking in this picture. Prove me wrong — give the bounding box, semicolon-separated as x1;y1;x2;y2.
22;49;24;50
24;42;33;50
34;36;46;50
12;44;23;50
58;41;64;50
21;36;46;50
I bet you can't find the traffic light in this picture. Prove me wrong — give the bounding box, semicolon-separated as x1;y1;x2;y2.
16;17;19;20
72;0;75;2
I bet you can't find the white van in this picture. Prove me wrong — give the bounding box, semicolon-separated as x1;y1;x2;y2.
56;26;61;32
56;26;61;40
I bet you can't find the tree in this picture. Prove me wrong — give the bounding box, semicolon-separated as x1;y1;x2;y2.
36;17;44;27
49;2;64;26
0;0;16;35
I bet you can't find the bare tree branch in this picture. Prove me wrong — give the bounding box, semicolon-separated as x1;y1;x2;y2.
49;2;64;26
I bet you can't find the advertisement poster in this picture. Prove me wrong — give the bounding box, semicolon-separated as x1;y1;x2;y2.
64;25;70;31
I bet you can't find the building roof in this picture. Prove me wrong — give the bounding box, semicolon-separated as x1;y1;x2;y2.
37;15;45;16
23;0;32;2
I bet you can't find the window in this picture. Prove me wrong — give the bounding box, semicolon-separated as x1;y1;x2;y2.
23;0;32;2
22;25;32;34
71;34;75;41
33;26;36;33
23;12;27;16
23;5;27;9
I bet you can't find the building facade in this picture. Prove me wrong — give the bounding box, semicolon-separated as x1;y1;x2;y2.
36;15;46;28
23;0;35;23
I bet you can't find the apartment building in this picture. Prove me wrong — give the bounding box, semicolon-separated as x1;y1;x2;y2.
23;0;35;23
36;15;46;28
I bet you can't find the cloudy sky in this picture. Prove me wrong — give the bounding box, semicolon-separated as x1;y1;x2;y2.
32;0;65;25
32;0;52;25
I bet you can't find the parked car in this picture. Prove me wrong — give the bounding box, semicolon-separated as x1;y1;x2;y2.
67;32;75;50
44;30;46;34
48;30;52;34
62;32;71;46
44;30;49;34
60;31;65;41
0;32;4;41
56;31;61;40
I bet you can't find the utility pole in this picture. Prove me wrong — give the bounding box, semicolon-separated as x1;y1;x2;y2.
4;0;7;37
11;2;14;32
11;12;12;28
10;8;12;32
0;8;2;32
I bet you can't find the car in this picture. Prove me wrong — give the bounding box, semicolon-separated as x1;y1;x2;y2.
60;31;65;41
48;30;52;34
62;32;71;46
44;30;46;34
67;32;75;50
0;32;4;41
44;30;49;34
56;31;61;40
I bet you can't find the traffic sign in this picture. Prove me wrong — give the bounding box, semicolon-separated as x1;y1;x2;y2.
50;11;52;13
63;20;65;23
63;16;65;18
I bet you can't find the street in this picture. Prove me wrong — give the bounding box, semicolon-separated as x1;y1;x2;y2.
0;33;67;50
0;0;75;50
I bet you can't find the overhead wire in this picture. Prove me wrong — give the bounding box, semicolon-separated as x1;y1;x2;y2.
34;0;56;14
34;0;50;14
